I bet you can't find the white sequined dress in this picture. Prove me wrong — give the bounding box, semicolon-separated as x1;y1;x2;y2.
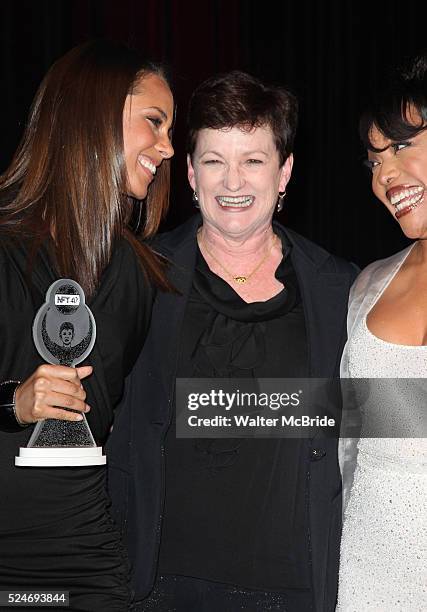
337;248;427;611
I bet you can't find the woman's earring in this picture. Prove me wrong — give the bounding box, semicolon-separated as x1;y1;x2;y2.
193;190;200;208
276;191;286;213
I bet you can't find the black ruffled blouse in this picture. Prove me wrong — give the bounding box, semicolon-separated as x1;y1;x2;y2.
158;231;313;593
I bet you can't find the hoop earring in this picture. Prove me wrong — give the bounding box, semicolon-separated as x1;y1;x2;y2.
276;191;286;213
193;190;200;208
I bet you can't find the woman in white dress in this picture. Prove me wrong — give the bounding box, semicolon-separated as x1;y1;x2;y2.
337;57;427;611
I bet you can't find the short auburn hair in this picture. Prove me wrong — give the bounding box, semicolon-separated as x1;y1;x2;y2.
187;70;298;166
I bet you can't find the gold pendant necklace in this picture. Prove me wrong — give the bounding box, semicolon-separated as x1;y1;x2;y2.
199;233;277;284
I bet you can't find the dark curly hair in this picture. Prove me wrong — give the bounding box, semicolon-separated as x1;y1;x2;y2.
360;54;427;152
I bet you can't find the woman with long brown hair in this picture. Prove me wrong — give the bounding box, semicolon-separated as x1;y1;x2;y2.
0;40;174;610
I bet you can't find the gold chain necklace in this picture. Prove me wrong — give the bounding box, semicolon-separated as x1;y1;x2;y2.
199;233;277;284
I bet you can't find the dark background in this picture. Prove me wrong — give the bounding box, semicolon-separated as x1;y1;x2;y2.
1;0;425;266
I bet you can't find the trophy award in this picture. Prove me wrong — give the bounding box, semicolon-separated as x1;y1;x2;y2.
15;279;106;467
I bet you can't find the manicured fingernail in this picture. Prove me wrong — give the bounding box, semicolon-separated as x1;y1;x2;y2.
85;404;91;412
76;414;83;421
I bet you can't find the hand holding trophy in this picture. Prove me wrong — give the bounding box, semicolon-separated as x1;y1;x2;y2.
15;279;106;466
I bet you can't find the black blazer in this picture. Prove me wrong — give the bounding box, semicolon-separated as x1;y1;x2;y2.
107;214;358;611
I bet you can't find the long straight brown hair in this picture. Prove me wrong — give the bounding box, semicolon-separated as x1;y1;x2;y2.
0;40;172;297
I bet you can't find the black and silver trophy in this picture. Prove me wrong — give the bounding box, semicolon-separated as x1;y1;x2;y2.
15;279;106;467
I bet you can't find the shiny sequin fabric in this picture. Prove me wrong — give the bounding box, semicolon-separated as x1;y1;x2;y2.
337;317;427;611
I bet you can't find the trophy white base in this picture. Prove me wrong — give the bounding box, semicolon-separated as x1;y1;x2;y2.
15;446;106;467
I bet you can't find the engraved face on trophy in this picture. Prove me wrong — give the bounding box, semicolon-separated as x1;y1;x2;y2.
59;322;74;346
33;280;96;367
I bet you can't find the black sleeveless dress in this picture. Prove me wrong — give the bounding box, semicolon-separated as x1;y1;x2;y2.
0;236;153;611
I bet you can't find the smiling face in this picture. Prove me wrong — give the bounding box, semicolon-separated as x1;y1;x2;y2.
367;119;427;239
187;125;292;240
123;73;174;199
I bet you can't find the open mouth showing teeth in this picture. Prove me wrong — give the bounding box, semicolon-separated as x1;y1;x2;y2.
387;185;424;219
216;195;254;208
138;158;156;175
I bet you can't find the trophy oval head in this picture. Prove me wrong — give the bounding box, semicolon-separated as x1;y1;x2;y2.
33;279;96;367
